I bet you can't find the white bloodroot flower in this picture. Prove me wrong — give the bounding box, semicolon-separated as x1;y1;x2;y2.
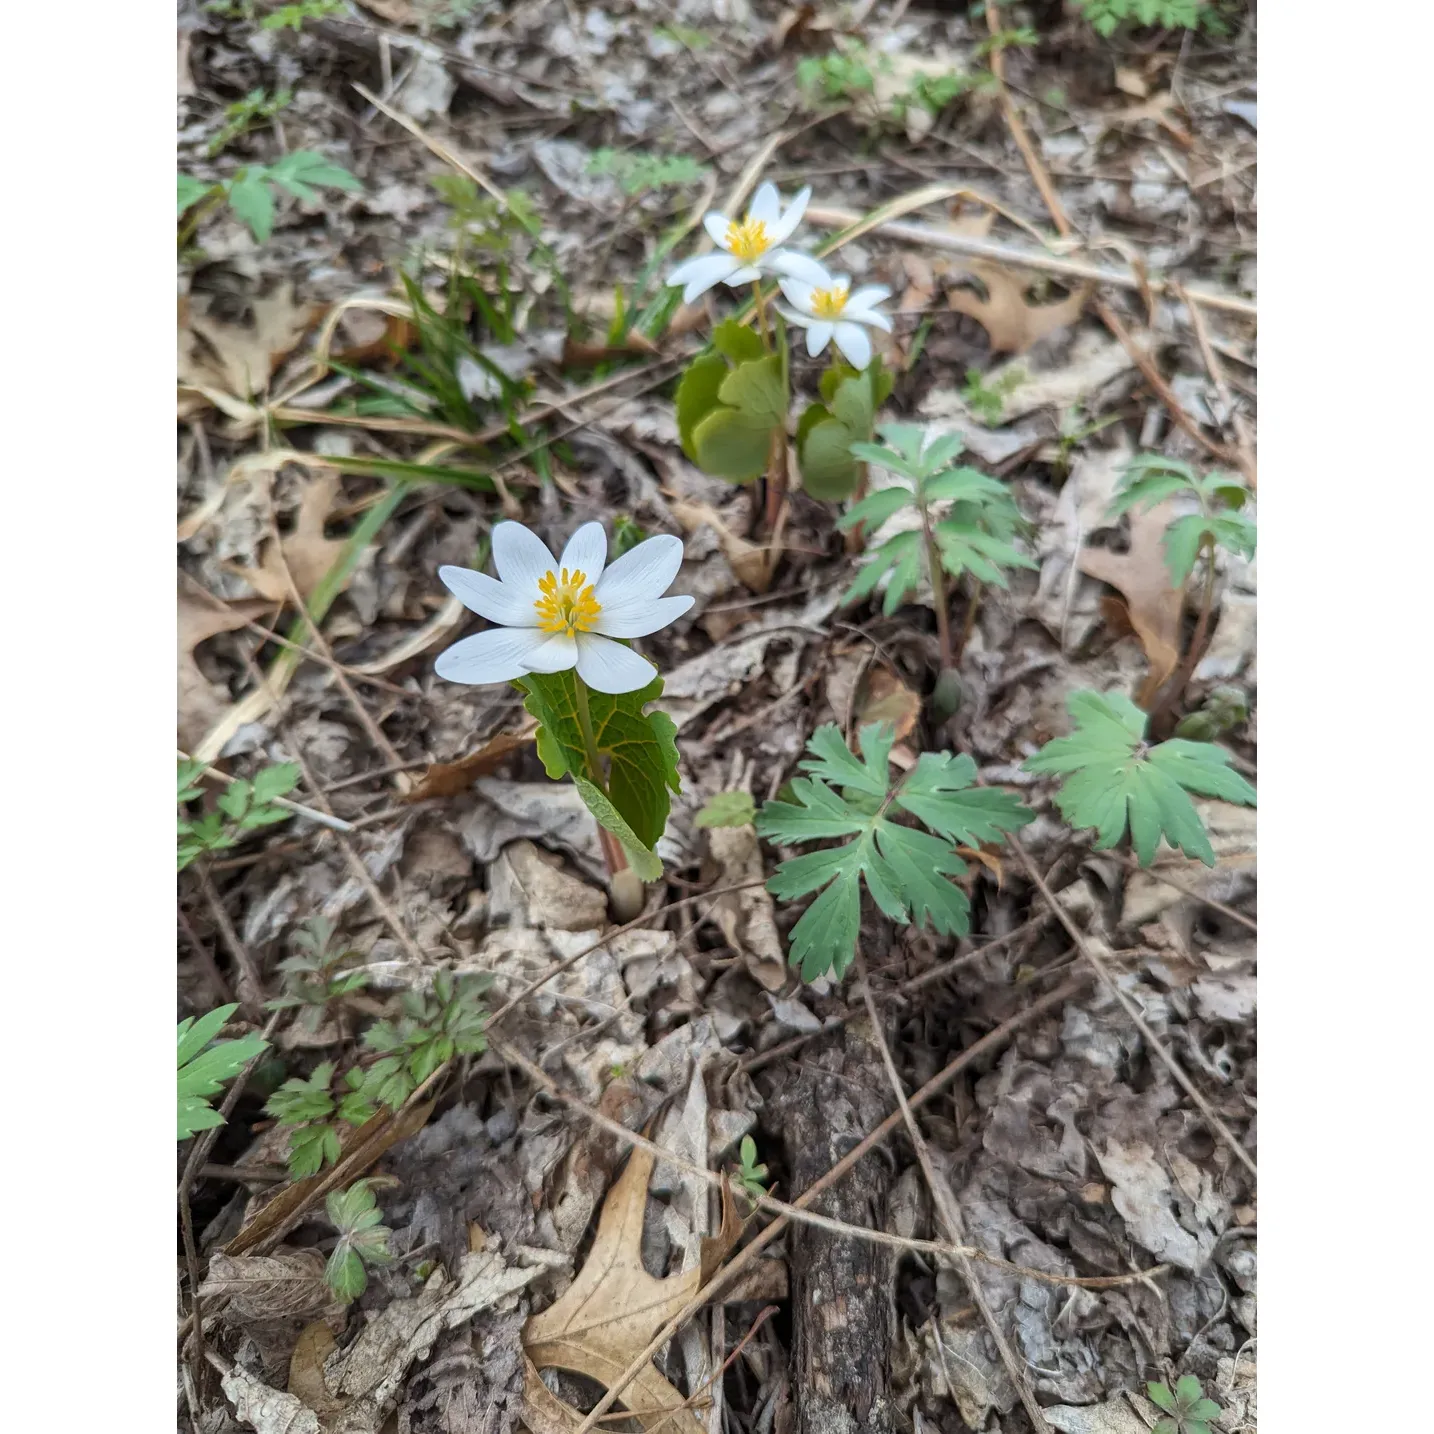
666;182;828;303
435;521;693;695
778;271;893;370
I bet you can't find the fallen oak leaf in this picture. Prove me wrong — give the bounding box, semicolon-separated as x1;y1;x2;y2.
178;282;319;415
1078;499;1184;704
522;1144;740;1434
233;469;350;604
947;262;1091;356
178;584;276;748
199;1249;331;1322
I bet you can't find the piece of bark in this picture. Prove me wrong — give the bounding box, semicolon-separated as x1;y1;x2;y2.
776;1017;897;1434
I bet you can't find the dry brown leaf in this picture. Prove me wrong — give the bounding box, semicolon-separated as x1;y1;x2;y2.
330;310;416;367
1079;499;1184;703
288;1323;344;1417
947;263;1091;356
561;333;659;367
179;584;275;748
226;1100;436;1257
178;283;319;412
402;731;534;803
235;469;349;603
199;1249;331;1322
706;823;785;991
670;499;773;594
858;667;921;741
522;1144;740;1434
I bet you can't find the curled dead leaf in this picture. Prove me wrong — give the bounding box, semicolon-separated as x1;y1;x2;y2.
178;282;319;413
178;584;275;748
233;469;349;604
857;667;921;742
671;498;774;594
1078;499;1184;704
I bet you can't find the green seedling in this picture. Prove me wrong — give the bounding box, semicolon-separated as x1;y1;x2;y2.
178;1005;269;1140
324;1179;394;1303
178;760;300;870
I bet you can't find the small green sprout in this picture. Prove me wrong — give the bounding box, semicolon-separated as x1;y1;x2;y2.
1147;1375;1223;1434
324;1180;395;1303
733;1136;769;1201
266;916;371;1033
178;760;300;870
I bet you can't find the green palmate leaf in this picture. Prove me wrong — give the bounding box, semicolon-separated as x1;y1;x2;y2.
712;319;764;364
518;671;679;848
692;405;773;482
325;1246;368;1303
1024;690;1256;866
574;777;664;881
756;724;1032;981
797;415;862;498
265;1062;336;1125
226;170;275;241
288;1122;341;1178
1146;1382;1177;1413
251;762;301;805
933;520;1039;587
836;484;913;533
718;354;786;423
266;149;362;201
696;791;758;828
178;173;213;215
675;353;728;458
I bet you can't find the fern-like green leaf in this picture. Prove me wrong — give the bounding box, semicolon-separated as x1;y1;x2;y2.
756;724;1032;981
1024;690;1255;865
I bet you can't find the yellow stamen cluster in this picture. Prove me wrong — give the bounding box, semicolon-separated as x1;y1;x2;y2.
810;284;849;319
725;216;771;264
534;567;602;637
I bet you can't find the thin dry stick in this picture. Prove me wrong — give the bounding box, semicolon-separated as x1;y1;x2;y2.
265;499;406;772
288;747;430;968
178;903;234;1007
238;615;414;700
802;207;1255;320
1009;836;1257;1178
982;2;1245;472
856;956;1052;1434
179;751;356;833
1175;280;1257;489
492;1034;1148;1284
641;1306;780;1434
486;878;770;1026
196;868;267;1013
567;977;1091;1434
1104;852;1257;933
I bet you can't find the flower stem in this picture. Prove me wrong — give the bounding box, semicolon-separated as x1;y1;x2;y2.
572;675;630;882
918;497;954;669
751;280;771;350
953;580;984;663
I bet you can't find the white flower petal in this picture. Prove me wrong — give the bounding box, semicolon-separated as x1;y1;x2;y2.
779;277;821;311
844;304;893;334
832;321;872;370
723;264;763;286
575;634;658;694
748;182;780;226
766;249;829;285
558;521;607;584
521;633;579;673
847;285;891;310
805;321;834;357
777;306;816;329
595;532;685;608
702;210;732;249
669;252;741;302
768;186;811;246
594;594;695;639
491;521;556;601
437;565;537;627
435;626;549;686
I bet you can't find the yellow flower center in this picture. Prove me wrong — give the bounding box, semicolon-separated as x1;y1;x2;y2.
725;216;771;264
810;284;849;319
534;568;602;637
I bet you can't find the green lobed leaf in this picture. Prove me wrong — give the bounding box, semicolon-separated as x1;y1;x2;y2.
178;173;214;215
226;170;275;242
696;791;758;828
325;1246;368;1303
178;1004;239;1071
178;1097;228;1140
675;353;728;460
717;355;787;423
836;484;913;534
712;319;765;364
251;762;301;805
1146;1382;1177;1413
933;520;1038;587
692;404;773;482
797;416;862;499
1023;690;1255;866
266;150;362;201
574;777;664;881
288;1123;341;1178
895;751;1033;844
518;672;679;849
